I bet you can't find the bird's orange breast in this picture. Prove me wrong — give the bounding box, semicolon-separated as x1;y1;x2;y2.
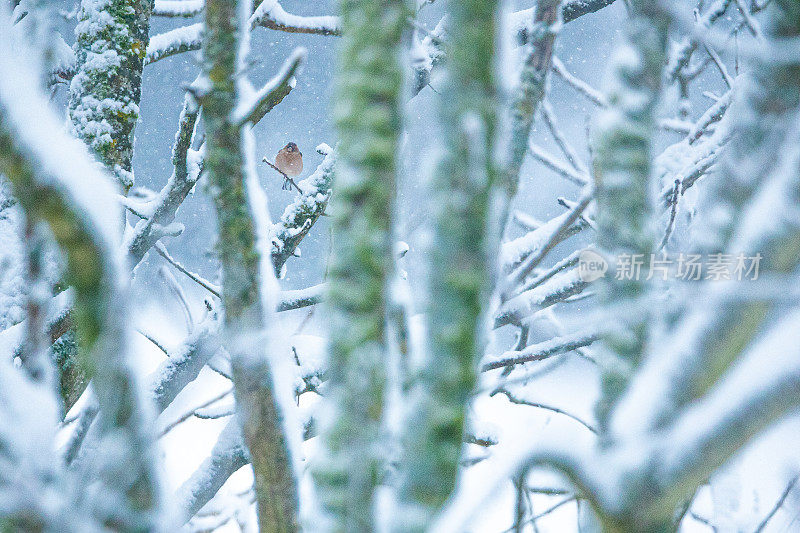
275;150;303;177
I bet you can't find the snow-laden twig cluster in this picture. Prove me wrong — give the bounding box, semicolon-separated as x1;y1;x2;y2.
3;0;800;531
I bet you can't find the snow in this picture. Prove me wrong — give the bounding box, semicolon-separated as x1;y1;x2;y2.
249;0;340;34
153;0;204;16
656;309;800;486
145;23;203;65
0;352;63;526
0;13;122;252
500;209;585;271
232;46;307;125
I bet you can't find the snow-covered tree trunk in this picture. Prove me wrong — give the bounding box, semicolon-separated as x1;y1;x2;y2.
500;0;562;203
200;0;299;529
312;0;405;530
68;0;153;192
398;0;499;529
0;11;162;529
591;0;669;431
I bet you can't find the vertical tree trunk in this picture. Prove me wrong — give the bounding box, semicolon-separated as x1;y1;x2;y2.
591;0;669;431
68;0;153;192
201;0;299;529
313;0;405;530
0;16;161;529
398;0;499;529
500;0;562;202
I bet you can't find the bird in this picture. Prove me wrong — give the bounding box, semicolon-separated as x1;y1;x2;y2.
272;142;303;190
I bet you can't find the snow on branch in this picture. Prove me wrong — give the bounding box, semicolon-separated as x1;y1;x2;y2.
0;12;162;528
68;0;153;191
126;87;203;264
148;315;221;413
0;353;67;529
501;208;589;273
174;419;249;524
481;329;601;371
494;269;589;329
503;189;592;296
276;283;326;312
145;23;203;66
551;56;608;107
233;47;306;126
249;0;341;36
666;0;733;82
511;0;617;44
270;143;336;275
654;310;800;500
153;0;204;17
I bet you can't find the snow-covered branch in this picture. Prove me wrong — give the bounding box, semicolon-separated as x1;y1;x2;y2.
481;329;601;371
0;14;162;528
233;47;306;126
174;419;249;523
153;0;204;17
270;143;336;275
68;0;154;191
249;0;340;35
126;88;203;265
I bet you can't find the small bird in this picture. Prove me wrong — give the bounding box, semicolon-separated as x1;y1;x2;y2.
273;142;303;190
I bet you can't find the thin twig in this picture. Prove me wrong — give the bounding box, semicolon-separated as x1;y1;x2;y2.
263;158;302;193
501;496;578;532
754;475;799;533
689;511;718;532
660;179;681;250
541;100;588;175
504;189;593;293
551;56;607;107
137;329;170;355
156;243;221;298
733;0;762;39
493;388;598;434
159;388;233;437
703;43;734;88
483;329;600;372
529;143;590;185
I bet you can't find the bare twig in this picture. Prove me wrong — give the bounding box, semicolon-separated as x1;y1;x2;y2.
753;475;799;533
504;190;593;294
156;243;221;298
703;43;734;88
482;329;601;372
733;0;762;39
660;179;681;250
542;100;589;175
494;388;598;434
159;388;233;437
552;57;607;107
262;158;302;193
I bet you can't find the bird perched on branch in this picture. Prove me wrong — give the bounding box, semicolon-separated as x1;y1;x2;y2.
265;142;303;191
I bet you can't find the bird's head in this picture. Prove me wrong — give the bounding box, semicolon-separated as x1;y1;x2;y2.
284;142;299;153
